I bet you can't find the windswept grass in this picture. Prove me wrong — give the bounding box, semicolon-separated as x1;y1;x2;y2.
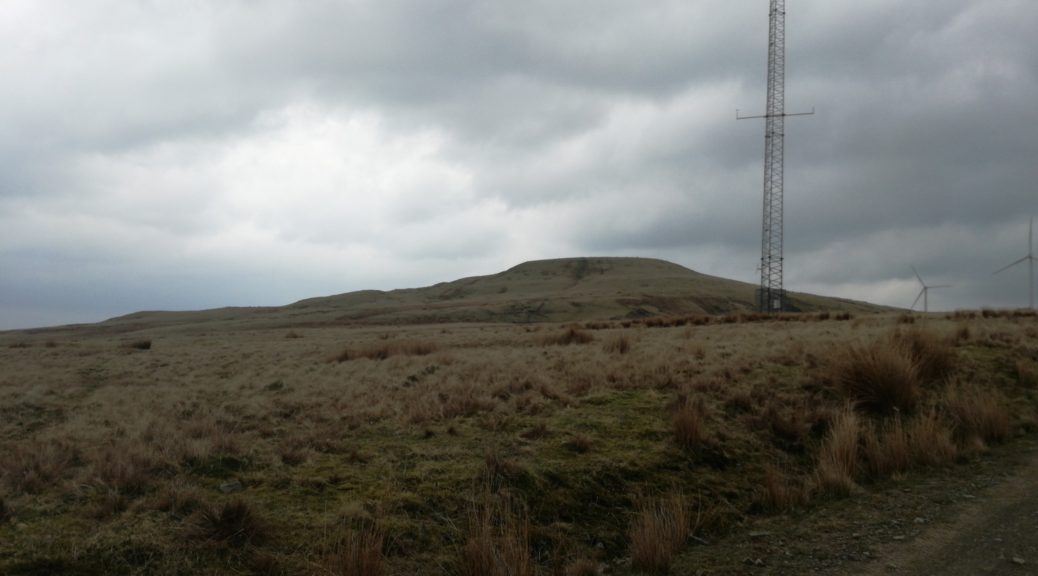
893;328;956;382
815;408;860;497
862;416;911;479
943;381;1010;448
0;311;1035;574
629;492;691;574
832;339;920;415
541;327;594;346
906;410;958;467
462;494;535;576
192;499;268;548
320;521;385;576
330;340;439;362
672;396;707;450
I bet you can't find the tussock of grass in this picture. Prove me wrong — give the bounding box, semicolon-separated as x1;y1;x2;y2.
815;408;860;497
0;438;80;495
862;416;911;479
906;410;958;467
462;495;534;576
542;327;594;346
90;444;163;497
832;339;920;415
564;559;600;576
192;499;268;548
602;333;631;354
672;396;707;450
629;492;690;574
943;382;1010;448
1016;359;1038;388
564;434;593;454
125;339;152;351
331;340;439;362
153;480;204;520
321;522;385;576
893;328;955;382
758;466;808;513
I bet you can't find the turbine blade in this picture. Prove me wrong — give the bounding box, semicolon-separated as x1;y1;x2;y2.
931;285;952;289
994;256;1029;275
911;265;924;286
1030;217;1034;256
911;289;924;311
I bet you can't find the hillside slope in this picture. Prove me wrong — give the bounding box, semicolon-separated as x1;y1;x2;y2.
290;257;887;325
13;257;890;335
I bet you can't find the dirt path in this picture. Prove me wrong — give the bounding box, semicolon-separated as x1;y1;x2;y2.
673;436;1038;575
856;441;1038;576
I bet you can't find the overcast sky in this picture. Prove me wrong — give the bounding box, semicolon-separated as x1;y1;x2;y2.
2;0;1036;329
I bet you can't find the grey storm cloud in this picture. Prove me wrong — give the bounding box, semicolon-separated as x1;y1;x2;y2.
1;0;1037;329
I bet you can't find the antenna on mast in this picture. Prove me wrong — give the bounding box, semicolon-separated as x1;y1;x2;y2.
738;0;813;313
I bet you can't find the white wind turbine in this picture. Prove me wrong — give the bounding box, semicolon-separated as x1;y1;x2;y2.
993;217;1036;310
911;266;950;313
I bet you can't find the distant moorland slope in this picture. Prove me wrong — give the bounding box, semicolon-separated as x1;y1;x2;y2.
25;257;892;334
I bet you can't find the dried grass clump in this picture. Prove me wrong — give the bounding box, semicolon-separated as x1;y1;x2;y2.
758;466;809;513
832;339;920;415
565;559;600;576
125;339;152;351
153;480;204;520
602;333;631;355
862;416;910;479
906;410;958;467
90;444;163;497
672;397;707;450
943;382;1010;447
564;434;593;454
542;327;594;346
629;492;690;574
193;498;268;547
1016;359;1038;388
331;340;439;362
0;438;81;495
815;408;860;497
893;328;955;382
462;495;535;576
321;522;385;576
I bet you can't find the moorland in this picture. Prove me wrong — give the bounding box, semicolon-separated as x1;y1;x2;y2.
0;258;1035;575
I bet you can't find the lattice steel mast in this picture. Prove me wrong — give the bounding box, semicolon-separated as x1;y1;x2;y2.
738;0;812;312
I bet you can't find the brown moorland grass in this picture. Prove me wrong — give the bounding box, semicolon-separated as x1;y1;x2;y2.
1017;359;1038;388
541;327;594;346
832;337;920;415
815;407;860;497
0;312;1035;574
942;381;1010;448
629;492;691;574
320;522;385;576
758;466;809;513
463;494;535;576
330;340;439;362
672;396;707;450
906;410;959;467
862;415;911;480
893;327;956;382
192;499;268;548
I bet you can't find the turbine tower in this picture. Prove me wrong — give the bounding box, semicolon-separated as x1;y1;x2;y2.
911;266;950;313
738;0;813;312
993;217;1036;309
